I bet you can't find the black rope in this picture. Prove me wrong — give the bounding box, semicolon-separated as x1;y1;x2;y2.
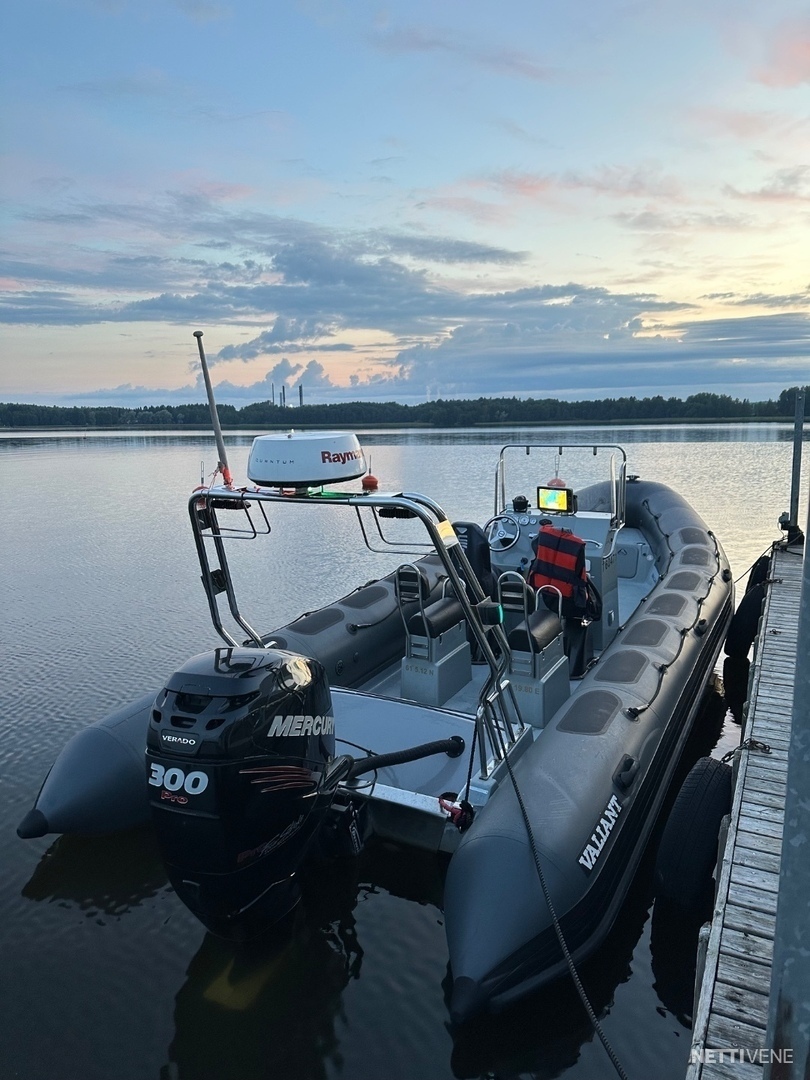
500;747;630;1080
733;542;778;586
462;722;479;805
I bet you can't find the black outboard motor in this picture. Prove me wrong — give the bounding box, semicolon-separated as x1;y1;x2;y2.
146;647;336;938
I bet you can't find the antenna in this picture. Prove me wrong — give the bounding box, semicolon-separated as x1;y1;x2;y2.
193;331;234;488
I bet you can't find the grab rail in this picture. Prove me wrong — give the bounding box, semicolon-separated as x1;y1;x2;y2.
189;484;526;780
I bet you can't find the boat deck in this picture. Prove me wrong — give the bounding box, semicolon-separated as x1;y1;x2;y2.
362;526;657;716
687;541;803;1078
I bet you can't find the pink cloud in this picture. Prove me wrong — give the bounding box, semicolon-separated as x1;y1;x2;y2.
193;180;254;201
486;164;681;201
484;169;556;199
169;174;255;202
755;18;810;87
414;195;510;225
687;106;783;139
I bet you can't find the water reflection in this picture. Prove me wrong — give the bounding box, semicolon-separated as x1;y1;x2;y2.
22;827;167;916
1;423;806;453
162;861;362;1080
649;900;705;1030
358;424;808;447
449;854;654;1080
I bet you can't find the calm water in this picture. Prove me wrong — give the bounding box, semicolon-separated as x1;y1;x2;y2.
1;425;807;1080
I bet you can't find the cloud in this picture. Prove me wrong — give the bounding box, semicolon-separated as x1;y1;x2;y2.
489;118;553;147
172;0;228;21
687;106;787;140
754;18;810;87
413;195;510;225
697;289;810;308
9;308;810;408
371;25;553;81
62;69;179;100
614;209;755;231
1;189;539;328
4;183;809;407
366;231;525;265
215;318;352;362
486;164;682;202
81;0;228;20
725;166;810;202
377;310;810;399
416;164;684;225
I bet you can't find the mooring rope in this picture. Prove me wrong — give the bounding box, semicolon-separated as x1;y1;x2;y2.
501;748;631;1080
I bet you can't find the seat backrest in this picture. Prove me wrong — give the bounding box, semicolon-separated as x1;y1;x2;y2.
394;564;430;606
497;571;534;619
453;521;496;598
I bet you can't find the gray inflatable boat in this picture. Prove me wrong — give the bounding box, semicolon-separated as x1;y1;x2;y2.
18;434;733;1020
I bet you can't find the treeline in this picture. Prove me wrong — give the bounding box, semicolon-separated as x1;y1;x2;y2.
1;386;808;430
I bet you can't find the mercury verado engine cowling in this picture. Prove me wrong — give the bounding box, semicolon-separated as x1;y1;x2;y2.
146;647;336;938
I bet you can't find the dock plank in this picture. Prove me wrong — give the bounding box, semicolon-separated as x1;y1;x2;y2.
733;789;785;812
742;775;786;796
735;828;782;856
723;902;776;940
719;927;776;965
711;979;770;1028
689;543;799;1080
715;953;772;994
730;863;780;894
731;846;781;875
737;813;784;840
706;1010;768;1048
699;1060;765;1080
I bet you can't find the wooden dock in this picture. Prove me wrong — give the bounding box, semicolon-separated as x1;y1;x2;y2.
687;541;803;1078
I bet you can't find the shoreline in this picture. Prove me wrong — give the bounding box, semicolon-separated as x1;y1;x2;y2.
1;416;807;433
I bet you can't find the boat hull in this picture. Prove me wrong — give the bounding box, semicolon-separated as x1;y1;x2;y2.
16;560;448;839
444;479;733;1019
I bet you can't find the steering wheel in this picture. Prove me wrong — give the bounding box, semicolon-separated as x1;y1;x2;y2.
483;513;521;551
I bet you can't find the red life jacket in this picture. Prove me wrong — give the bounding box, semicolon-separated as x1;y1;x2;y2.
528;524;588;612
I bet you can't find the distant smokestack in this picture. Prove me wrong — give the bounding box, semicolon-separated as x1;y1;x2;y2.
281;385;286;407
271;381;275;405
299;383;303;407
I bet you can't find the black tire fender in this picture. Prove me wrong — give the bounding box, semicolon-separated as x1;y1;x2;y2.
724;582;766;658
722;654;750;724
745;554;770;594
654;756;733;917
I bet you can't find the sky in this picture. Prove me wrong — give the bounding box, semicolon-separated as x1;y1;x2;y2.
1;0;809;408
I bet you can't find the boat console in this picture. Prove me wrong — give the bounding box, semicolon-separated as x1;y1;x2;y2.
486;444;627;654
